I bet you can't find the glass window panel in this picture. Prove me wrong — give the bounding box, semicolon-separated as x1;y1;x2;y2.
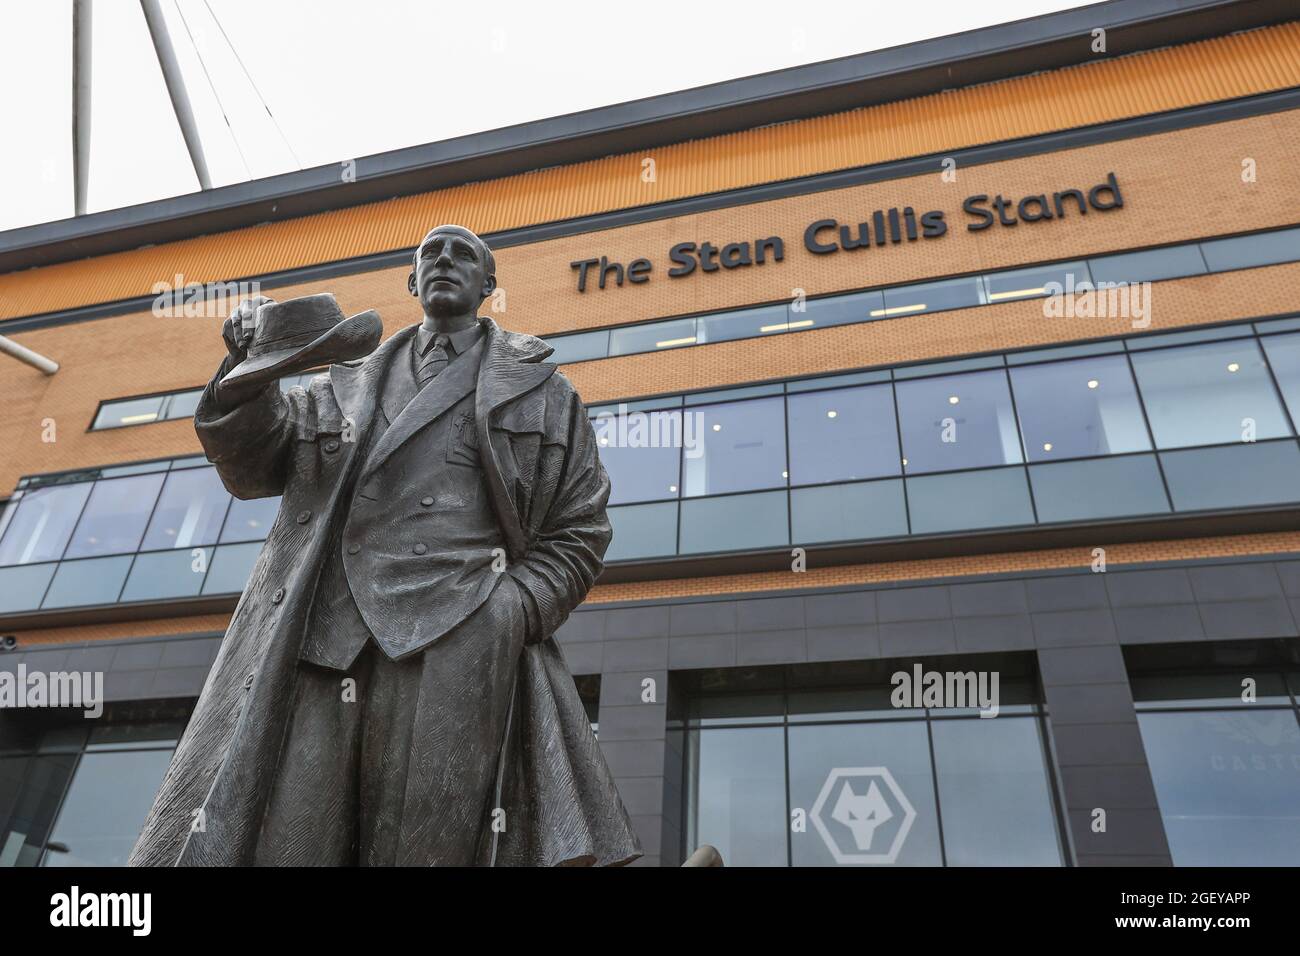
791;480;908;544
684;383;783;406
140;468;231;551
100;461;168;478
1200;227;1300;272
1138;709;1300;866
688;694;784;727
681;398;787;496
547;329;610;364
92;396;164;430
930;718;1062;866
0;753;77;867
1257;317;1300;334
788;687;919;722
1127;326;1249;351
594;410;682;505
40;748;175;867
1131;672;1291;709
907;468;1035;534
896;370;1022;473
697;305;789;344
1089;244;1207;284
168;455;209;471
201;542;263;595
1010;355;1150;460
63;474;165;559
788;385;901;484
41;556;133;608
1160;441;1300;511
878;275;984;318
609;318;698;356
163;389;202;420
87;721;185;750
0;564;57;613
685;726;787;866
1131;339;1291;448
787;369;891;393
894;355;1004;380
1261;332;1300;427
1029;455;1170;523
801;289;885;329
0;484;92;566
679;491;788;554
1006;340;1124;365
605;502;678;561
788;720;943;866
120;548;214;602
218;495;281;543
985;261;1089;303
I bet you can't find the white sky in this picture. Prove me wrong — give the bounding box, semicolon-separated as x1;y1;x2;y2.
0;0;1090;232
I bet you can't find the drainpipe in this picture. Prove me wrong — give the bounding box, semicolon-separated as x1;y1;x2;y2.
0;336;60;375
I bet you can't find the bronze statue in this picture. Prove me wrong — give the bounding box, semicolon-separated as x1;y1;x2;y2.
130;225;640;867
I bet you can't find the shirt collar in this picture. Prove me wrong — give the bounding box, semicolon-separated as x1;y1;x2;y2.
416;319;484;357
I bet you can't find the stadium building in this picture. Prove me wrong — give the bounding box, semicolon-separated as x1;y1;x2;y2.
2;0;1299;867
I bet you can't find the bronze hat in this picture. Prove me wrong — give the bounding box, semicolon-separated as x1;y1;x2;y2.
221;293;383;388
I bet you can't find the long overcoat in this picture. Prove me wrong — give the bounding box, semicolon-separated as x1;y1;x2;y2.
129;317;640;866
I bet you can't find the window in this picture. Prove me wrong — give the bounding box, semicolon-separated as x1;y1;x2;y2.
140;467;231;551
1;717;183;867
606;502;678;561
1089;245;1207;284
896;369;1022;474
1200;227;1300;272
984;261;1090;303
0;484;92;566
790;480;908;544
1131;652;1300;867
1028;455;1170;523
787;385;900;484
1010;354;1150;461
681;397;786;497
219;495;281;543
681;661;1062;866
698;305;789;343
1261;332;1300;426
593;409;683;505
1131;339;1292;448
879;275;984;317
548;328;609;364
610;317;697;355
63;473;165;559
679;491;788;554
92;396;165;430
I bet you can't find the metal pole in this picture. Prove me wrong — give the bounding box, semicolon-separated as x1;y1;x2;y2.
139;0;213;190
73;0;93;215
0;336;60;375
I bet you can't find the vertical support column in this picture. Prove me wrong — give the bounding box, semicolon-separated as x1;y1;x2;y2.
597;669;673;867
1036;619;1172;865
72;0;93;215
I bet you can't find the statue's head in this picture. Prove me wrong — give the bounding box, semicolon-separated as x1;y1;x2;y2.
407;224;497;319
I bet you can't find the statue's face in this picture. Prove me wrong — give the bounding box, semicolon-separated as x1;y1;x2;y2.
410;228;494;317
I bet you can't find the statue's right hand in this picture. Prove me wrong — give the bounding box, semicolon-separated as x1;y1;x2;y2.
221;295;276;363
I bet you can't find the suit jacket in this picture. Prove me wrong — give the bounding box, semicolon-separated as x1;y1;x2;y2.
129;316;640;867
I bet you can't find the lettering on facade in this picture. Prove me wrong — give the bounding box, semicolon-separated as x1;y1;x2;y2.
569;172;1123;292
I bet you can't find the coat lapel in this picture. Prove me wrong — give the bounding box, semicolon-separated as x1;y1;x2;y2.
362;332;485;478
474;318;557;559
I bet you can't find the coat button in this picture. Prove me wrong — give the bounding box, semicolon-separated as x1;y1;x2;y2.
296;510;312;524
323;439;340;453
347;543;361;555
420;496;434;507
243;672;255;689
413;543;428;555
272;587;285;604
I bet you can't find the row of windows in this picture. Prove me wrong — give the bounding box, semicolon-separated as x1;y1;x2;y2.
91;371;320;431
5;318;1300;609
599;320;1300;559
2;650;1295;866
680;657;1300;866
85;228;1300;432
550;225;1300;364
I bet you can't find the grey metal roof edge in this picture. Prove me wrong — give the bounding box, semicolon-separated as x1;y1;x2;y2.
0;0;1286;273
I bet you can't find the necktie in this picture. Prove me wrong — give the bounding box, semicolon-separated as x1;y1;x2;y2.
417;333;451;388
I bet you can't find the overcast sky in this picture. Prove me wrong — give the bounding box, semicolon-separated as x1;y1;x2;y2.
0;0;1089;232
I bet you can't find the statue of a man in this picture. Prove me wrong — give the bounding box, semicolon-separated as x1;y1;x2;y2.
130;224;640;867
